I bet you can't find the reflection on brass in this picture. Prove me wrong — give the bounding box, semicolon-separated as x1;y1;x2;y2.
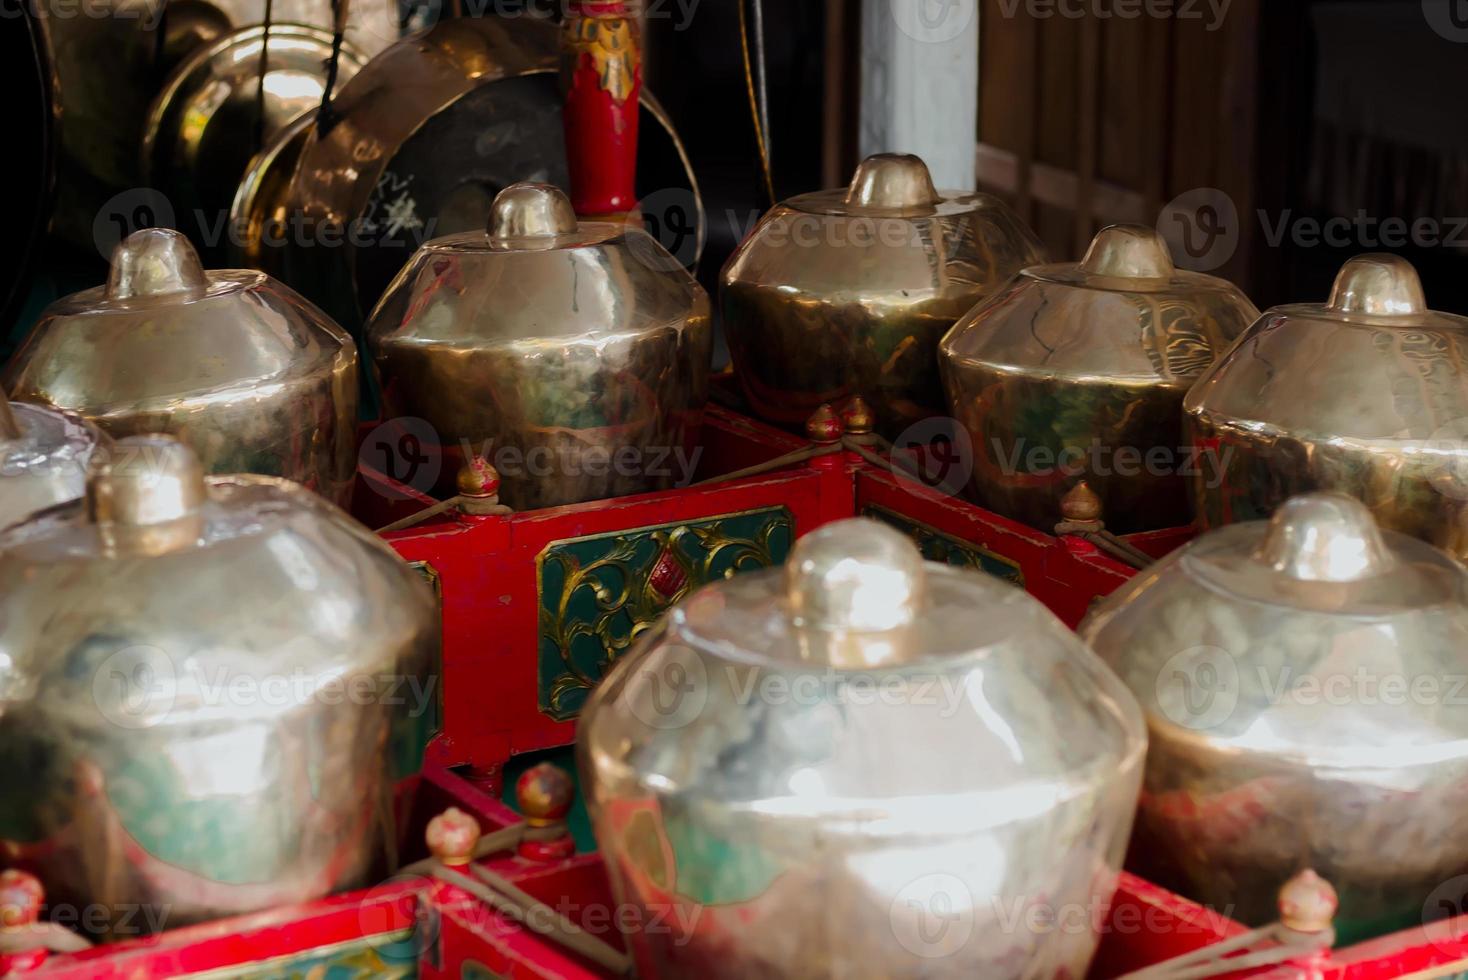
142;25;365;261
581;519;1145;977
940;225;1257;534
40;0;396;250
1083;494;1468;940
721;153;1046;440
0;396;108;532
229;110;318;277
3;229;359;505
366;183;710;511
0;436;438;938
1187;254;1468;560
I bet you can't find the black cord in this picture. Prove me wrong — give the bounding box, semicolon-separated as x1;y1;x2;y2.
317;0;350;135
254;0;274;150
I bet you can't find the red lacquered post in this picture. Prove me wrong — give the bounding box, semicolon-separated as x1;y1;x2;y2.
561;0;642;219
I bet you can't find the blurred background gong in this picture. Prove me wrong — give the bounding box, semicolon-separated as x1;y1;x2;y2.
43;0;394;256
278;14;701;330
143;24;366;265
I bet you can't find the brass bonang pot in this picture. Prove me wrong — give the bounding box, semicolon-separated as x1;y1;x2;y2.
0;390;108;532
279;14;702;329
1081;492;1468;940
580;518;1146;977
719;152;1046;440
939;224;1259;534
0;435;438;939
365;182;711;511
1186;253;1468;559
3;228;359;506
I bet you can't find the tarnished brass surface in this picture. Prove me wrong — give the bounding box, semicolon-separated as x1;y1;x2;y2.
143;25;365;260
720;153;1046;439
1186;254;1468;558
0;436;438;938
581;519;1145;977
940;225;1258;534
3;228;359;505
1082;493;1468;938
0;395;107;531
281;15;701;327
228;109;318;278
366;183;711;511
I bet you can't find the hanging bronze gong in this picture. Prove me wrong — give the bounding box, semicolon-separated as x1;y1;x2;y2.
41;0;396;255
275;15;703;330
141;24;366;264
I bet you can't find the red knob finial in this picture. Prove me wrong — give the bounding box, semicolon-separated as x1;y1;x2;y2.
0;870;43;930
426;807;482;867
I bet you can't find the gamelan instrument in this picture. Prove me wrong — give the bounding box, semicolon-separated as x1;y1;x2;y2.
720;152;1045;439
940;224;1258;534
1084;491;1468;941
0;435;437;938
1187;253;1468;558
4;228;359;505
365;181;711;510
580;518;1145;977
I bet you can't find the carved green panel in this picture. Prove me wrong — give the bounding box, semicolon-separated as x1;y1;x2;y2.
537;508;794;720
185;930;418;978
862;505;1024;587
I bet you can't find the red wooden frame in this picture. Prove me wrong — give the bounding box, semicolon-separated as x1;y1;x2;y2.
11;405;1468;978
